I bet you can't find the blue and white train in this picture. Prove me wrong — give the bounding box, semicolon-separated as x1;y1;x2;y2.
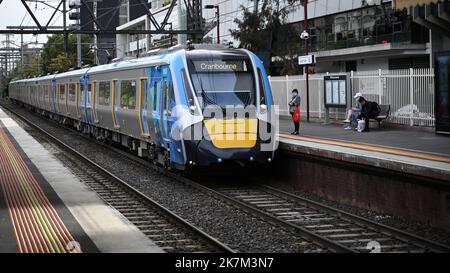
9;44;278;169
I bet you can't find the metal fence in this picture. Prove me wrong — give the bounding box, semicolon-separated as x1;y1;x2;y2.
269;68;435;127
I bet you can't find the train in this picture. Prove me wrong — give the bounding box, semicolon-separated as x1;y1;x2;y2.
9;44;278;170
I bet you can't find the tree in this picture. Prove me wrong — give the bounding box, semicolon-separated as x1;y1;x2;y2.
230;0;304;75
40;34;94;74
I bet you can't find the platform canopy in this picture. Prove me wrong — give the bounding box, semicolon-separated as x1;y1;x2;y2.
393;0;443;9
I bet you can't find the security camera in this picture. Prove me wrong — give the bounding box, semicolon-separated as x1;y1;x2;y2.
300;30;310;40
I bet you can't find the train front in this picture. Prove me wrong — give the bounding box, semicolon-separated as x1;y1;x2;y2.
176;48;278;167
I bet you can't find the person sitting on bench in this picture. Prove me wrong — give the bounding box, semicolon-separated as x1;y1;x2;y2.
357;97;381;132
344;92;363;130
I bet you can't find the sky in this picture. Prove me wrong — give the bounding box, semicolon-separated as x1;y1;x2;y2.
0;0;65;49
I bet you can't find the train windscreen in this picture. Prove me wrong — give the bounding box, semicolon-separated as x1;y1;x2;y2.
187;53;256;110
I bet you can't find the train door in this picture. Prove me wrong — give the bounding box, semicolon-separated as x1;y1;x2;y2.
35;83;40;109
47;84;51;111
51;80;57;112
139;77;150;137
149;67;162;144
92;81;98;124
160;66;175;143
112;80;120;129
160;66;184;166
80;76;86;123
80;75;94;125
76;82;81;119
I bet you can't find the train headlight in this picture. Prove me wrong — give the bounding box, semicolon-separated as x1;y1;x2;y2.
189;105;197;115
260;104;268;114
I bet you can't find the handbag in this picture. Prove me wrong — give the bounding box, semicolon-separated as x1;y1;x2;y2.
357;119;366;133
292;106;301;123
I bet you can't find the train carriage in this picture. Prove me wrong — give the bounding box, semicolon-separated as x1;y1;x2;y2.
9;45;278;169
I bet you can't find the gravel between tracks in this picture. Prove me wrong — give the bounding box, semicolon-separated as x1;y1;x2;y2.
4;104;323;253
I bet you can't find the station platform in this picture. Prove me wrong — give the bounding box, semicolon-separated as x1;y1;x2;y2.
277;119;450;230
0;108;164;253
279;119;450;181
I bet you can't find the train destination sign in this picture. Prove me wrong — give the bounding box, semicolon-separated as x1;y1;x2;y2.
194;60;246;72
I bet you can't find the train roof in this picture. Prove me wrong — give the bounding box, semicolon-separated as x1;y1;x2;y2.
10;45;249;85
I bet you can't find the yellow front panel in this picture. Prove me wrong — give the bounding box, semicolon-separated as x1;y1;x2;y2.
204;119;258;149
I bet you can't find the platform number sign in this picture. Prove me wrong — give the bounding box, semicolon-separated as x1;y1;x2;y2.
324;75;348;108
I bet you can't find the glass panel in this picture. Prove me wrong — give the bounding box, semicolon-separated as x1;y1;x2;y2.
141;79;149;111
60;84;66;100
153;81;158;111
120;80;137;109
99;82;111;106
69;83;76;102
258;68;266;105
187;56;256;109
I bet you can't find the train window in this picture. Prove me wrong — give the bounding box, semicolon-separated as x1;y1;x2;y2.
99;82;111;106
120;80;137;110
181;69;197;114
69;83;76;102
87;84;92;105
152;81;158;111
60;84;66;101
164;79;174;114
44;85;49;99
257;68;267;106
187;55;256;109
141;79;149;111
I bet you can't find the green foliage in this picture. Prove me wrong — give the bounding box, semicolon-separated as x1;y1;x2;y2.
1;34;94;97
230;0;304;75
40;34;94;74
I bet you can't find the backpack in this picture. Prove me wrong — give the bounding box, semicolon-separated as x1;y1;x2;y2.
371;102;381;117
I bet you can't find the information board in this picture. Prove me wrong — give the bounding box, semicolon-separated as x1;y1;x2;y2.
435;51;450;135
324;75;347;108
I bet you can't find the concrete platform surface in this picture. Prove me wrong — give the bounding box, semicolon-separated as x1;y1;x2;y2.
280;119;450;157
0;108;164;253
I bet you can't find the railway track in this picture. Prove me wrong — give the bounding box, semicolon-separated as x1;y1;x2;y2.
4;103;450;253
2;105;235;254
102;141;450;253
204;184;450;253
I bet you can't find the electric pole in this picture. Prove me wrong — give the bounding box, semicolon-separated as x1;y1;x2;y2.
304;0;310;122
63;0;69;54
77;6;82;68
21;33;24;75
93;0;98;65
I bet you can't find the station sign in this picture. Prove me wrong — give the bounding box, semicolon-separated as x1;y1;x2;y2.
298;55;316;66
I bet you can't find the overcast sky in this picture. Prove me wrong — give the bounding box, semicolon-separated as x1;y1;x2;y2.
0;0;65;48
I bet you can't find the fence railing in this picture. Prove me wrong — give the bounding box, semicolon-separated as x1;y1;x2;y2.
269;68;435;127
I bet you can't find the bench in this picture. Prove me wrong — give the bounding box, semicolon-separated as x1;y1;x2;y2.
372;105;391;128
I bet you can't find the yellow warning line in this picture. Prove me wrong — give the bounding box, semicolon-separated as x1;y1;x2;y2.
0;130;67;253
280;133;450;164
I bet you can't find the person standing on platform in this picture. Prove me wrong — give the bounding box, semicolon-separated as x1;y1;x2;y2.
289;89;301;135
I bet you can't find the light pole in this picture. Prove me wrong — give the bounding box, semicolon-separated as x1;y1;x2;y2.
302;0;310;123
205;5;220;44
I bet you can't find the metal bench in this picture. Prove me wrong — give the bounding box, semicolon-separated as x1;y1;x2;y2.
373;105;391;128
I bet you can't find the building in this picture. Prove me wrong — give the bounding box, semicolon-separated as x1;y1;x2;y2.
115;0;199;59
80;0;150;64
115;0;450;74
